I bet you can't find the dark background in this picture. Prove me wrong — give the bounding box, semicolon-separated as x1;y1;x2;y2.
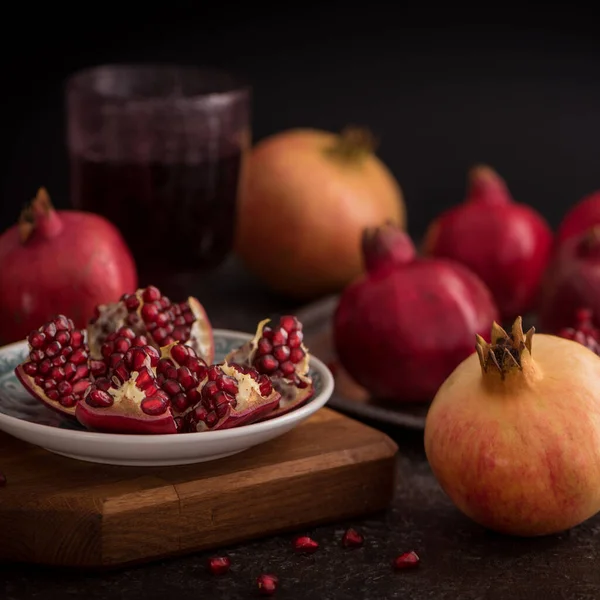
1;6;599;240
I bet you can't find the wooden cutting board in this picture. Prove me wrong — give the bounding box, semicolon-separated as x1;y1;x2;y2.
0;408;398;569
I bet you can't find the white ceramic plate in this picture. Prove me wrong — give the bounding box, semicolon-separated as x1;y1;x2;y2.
0;329;334;466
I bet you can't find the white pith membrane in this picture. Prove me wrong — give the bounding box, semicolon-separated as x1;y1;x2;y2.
86;287;213;364
225;318;314;417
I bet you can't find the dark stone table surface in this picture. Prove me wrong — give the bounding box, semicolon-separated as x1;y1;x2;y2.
2;258;600;600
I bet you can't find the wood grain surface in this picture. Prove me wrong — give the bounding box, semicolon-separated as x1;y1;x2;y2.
0;408;398;569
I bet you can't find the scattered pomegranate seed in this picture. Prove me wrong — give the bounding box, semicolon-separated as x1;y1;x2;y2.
256;573;278;596
292;535;319;554
0;471;6;487
208;556;231;575
341;528;364;548
393;550;420;570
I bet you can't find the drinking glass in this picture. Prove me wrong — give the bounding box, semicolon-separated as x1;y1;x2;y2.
66;65;251;293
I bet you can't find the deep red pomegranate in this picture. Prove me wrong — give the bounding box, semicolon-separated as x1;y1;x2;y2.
87;285;214;364
423;165;553;320
15;315;92;416
425;317;600;536
538;227;600;334
226;316;314;418
557;308;600;354
181;362;281;432
556;190;600;247
0;188;137;345
256;573;278;596
333;223;499;403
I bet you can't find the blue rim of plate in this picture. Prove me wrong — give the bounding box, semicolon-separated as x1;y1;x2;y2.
0;329;334;441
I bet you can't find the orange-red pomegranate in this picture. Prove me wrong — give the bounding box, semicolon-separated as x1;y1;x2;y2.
236;127;405;299
425;317;600;536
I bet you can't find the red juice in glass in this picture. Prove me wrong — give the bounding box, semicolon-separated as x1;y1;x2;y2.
66;65;251;294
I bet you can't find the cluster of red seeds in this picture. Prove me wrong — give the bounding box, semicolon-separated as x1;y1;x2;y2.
207;529;418;595
121;286;197;346
252;316;309;388
22;315;91;408
558;308;600;355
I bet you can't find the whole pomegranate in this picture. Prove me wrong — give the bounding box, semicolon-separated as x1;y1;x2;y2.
236;127;405;299
556;190;600;246
423;165;553;320
0;188;137;344
425;317;600;536
538;227;600;333
333;223;499;403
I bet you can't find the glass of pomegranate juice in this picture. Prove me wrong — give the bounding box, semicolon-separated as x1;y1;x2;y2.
66;65;251;295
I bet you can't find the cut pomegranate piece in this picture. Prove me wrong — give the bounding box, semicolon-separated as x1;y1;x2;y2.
157;342;208;417
208;556;231;575
341;528;364;548
75;345;177;434
182;363;281;432
225;316;314;419
256;573;278;596
292;535;319;553
393;551;420;570
15;315;92;417
558;308;600;355
87;285;214;364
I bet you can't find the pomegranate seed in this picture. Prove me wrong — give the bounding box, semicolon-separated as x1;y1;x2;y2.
28;331;46;348
47;389;60;400
262;326;274;339
59;394;77;407
279;361;296;377
87;389;114;408
170;343;189;365
54;315;70;330
287;331;303;348
393;551;420;570
292;535;319;554
124;294;140;310
55;330;71;346
207;365;221;381
289;347;305;363
341;528;364;548
64;362;77;379
193;405;209;422
272;345;290;362
172;393;189;412
132;335;148;347
141;395;169;416
113;361;130;384
255;355;278;374
71;348;87;365
57;381;73;395
44;379;57;390
73;379;91;396
257;338;273;355
208;556;231;575
114;337;131;353
23;362;38;375
280;315;301;332
52;355;67;367
186;357;207;379
256;574;278;596
142;285;161;302
217;375;238;395
29;349;44;363
94;378;111;391
270;328;288;346
141;303;159;322
205;411;219;427
155;312;169;327
129;348;148;371
177;366;196;390
145;346;160;366
45;341;61;358
70;330;83;347
163;379;182;396
42;322;57;338
0;471;6;486
136;368;155;390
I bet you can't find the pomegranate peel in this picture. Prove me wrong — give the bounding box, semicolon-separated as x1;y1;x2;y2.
15;315;92;417
225;316;314;419
87;285;214;364
425;316;600;536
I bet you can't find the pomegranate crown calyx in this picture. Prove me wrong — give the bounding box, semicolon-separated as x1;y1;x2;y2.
362;221;415;271
18;187;61;243
467;164;512;205
325;126;378;162
476;317;534;379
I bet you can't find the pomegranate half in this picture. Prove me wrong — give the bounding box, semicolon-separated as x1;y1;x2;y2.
425;317;600;536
